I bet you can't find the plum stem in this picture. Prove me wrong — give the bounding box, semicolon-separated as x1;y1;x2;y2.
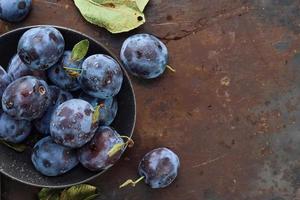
63;67;82;71
119;176;145;188
166;65;176;72
108;136;134;157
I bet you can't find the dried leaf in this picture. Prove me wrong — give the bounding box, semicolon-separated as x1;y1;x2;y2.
74;0;148;33
60;184;98;200
71;39;90;61
38;188;61;200
0;140;27;152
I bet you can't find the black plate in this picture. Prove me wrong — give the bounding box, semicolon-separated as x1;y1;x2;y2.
0;25;136;188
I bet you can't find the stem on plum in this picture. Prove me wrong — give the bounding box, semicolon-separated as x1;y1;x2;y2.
63;67;82;71
166;65;176;72
63;67;81;78
107;136;134;157
119;176;145;188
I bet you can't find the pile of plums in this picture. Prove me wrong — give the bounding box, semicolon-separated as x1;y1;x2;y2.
0;9;180;188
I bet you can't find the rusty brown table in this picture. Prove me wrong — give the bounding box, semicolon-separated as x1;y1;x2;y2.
2;0;300;199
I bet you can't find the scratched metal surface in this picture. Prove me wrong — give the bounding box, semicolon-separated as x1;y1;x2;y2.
2;0;300;199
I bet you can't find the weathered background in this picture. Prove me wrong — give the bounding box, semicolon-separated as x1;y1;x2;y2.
2;0;300;199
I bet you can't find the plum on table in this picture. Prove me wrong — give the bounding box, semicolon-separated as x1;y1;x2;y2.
120;34;172;79
0;0;32;22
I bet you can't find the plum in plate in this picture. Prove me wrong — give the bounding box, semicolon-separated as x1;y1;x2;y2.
79;54;123;99
78;126;124;171
0;109;31;143
18;26;65;70
31;136;78;176
47;51;82;91
50;99;98;148
7;54;47;81
79;92;118;126
34;86;72;136
2;76;50;121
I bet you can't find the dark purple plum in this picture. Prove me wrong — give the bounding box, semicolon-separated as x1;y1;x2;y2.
31;136;78;176
47;51;82;91
7;54;47;81
0;0;32;22
50;99;98;148
138;147;180;188
79;92;118;126
34;86;72;136
17;26;65;70
78;126;124;171
0;65;12;98
2;76;50;121
79;54;123;99
0;109;31;143
120;34;168;79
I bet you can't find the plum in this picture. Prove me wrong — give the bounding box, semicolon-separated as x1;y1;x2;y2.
34;86;72;136
138;148;180;188
79;92;118;126
7;54;47;81
78;126;124;171
0;109;31;143
18;26;65;70
47;51;82;91
31;136;78;176
120;34;169;79
2;76;50;121
79;54;123;99
0;0;32;22
0;65;12;98
50;99;98;148
120;147;180;189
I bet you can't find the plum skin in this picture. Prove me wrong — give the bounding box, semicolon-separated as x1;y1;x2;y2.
34;86;72;136
120;34;168;79
2;76;51;121
0;109;31;143
31;136;79;176
7;54;47;81
138;147;180;188
79;92;118;126
79;54;123;99
17;26;65;70
47;51;82;91
78;126;124;171
50;99;98;148
0;0;32;22
0;65;12;98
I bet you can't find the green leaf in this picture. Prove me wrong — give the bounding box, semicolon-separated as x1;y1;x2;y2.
38;188;61;200
74;0;147;33
83;194;100;200
71;39;90;61
135;0;149;11
0;140;27;153
60;184;98;200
